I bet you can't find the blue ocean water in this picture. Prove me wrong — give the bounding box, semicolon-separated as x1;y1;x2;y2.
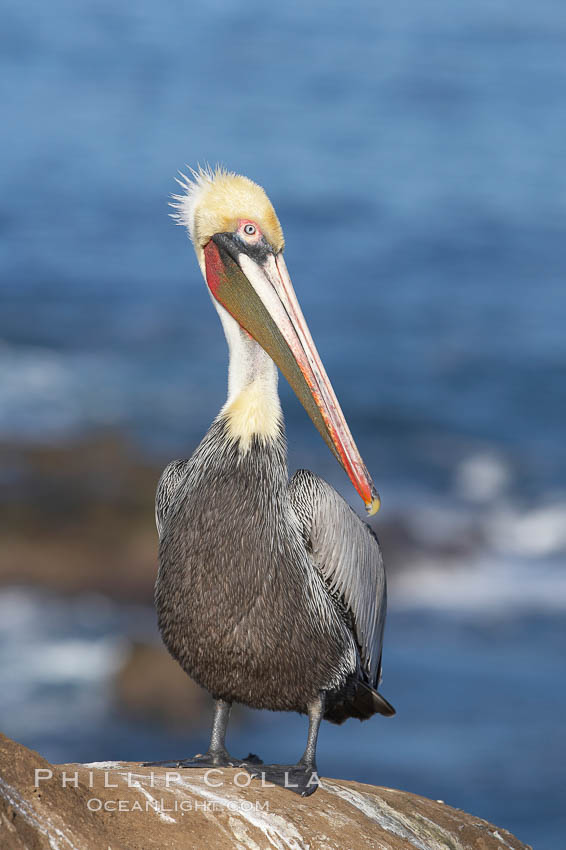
1;1;565;847
2;0;565;499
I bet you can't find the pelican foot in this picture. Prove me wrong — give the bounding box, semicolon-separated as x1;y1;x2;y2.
142;751;263;769
245;763;320;797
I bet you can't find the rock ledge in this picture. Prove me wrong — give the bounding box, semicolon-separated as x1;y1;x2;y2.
0;734;530;850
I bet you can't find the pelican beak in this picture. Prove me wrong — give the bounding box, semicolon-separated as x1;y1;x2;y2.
204;233;380;515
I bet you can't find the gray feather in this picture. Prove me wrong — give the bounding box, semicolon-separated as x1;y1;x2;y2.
289;470;387;687
155;458;192;538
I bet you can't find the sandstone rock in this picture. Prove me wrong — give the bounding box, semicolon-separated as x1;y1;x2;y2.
0;436;158;601
115;641;217;730
114;642;250;730
0;733;530;850
0;436;428;604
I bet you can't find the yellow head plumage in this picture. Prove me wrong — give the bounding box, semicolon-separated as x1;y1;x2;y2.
171;166;284;267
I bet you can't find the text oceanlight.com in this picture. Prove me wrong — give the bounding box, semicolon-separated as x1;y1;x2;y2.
86;798;270;813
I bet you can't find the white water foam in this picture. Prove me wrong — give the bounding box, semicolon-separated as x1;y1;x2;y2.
392;551;566;613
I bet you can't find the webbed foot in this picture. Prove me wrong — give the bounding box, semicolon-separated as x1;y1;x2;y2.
245;762;320;796
142;751;262;769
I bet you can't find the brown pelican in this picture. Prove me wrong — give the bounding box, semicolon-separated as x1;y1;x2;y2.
147;167;394;796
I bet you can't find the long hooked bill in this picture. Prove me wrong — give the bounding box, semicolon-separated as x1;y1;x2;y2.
204;234;381;515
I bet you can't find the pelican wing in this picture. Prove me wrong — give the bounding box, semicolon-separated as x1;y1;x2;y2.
289;469;387;686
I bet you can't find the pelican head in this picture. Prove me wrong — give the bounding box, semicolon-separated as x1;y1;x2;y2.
172;166;380;515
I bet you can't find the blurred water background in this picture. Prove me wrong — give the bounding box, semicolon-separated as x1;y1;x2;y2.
1;1;565;847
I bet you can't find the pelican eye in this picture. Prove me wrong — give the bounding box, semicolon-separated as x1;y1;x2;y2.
243;224;256;236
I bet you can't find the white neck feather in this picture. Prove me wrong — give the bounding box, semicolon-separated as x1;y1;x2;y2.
214;300;282;451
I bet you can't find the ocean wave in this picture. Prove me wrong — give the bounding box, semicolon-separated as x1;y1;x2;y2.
485;502;566;558
454;451;511;503
0;342;130;438
386;449;566;612
391;553;566;613
0;589;139;740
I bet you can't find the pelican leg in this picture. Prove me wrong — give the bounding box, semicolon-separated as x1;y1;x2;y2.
143;699;262;768
245;692;325;796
